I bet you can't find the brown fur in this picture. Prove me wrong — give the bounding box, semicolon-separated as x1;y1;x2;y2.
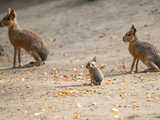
123;25;160;73
0;8;49;68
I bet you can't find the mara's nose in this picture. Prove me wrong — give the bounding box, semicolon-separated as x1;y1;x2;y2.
0;22;3;27
122;36;125;41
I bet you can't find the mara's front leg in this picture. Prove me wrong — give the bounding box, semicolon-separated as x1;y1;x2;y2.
130;57;137;73
135;59;139;73
18;48;22;67
13;47;18;68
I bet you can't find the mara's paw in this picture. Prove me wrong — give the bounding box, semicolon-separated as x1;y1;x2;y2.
129;71;134;74
12;65;16;69
23;62;35;68
34;61;44;66
18;63;23;68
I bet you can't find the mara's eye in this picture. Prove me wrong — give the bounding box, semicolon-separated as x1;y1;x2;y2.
127;33;131;36
7;17;10;20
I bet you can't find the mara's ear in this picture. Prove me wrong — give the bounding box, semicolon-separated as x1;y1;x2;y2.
8;8;11;14
131;24;136;33
10;9;16;19
92;56;96;62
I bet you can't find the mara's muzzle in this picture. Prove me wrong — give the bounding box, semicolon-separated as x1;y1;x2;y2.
0;22;3;27
86;63;89;69
122;36;127;42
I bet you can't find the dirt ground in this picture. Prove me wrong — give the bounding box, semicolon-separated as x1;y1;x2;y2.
0;0;160;120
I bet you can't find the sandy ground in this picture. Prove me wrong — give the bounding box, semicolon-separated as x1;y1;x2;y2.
0;0;160;120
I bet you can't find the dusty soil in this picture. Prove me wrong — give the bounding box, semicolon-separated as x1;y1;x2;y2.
0;0;160;120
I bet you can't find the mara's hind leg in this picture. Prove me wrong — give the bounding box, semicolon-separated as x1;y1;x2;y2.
135;59;139;73
13;47;18;68
18;48;22;67
147;61;160;72
31;51;44;66
130;57;137;73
